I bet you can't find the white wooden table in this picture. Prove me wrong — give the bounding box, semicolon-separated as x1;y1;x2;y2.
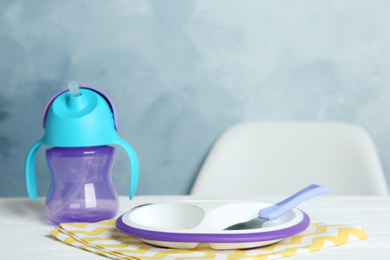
1;195;389;259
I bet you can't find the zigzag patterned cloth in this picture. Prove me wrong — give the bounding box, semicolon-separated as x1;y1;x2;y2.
50;220;367;260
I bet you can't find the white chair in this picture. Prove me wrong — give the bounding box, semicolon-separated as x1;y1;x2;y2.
190;121;389;197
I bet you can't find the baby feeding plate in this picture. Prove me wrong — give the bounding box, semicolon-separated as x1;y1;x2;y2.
116;200;310;249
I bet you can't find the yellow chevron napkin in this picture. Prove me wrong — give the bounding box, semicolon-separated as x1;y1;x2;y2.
50;220;367;260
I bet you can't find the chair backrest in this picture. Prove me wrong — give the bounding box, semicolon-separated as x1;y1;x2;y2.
190;121;389;197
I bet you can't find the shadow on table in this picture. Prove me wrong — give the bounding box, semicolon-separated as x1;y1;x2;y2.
4;198;53;225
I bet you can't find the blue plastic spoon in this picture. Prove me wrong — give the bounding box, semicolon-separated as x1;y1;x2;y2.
225;184;331;230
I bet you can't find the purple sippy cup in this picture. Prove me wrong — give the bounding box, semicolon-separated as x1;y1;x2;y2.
25;81;139;224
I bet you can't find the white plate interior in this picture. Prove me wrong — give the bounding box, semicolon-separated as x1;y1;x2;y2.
129;203;205;230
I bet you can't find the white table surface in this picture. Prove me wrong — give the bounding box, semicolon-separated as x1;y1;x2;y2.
1;195;389;259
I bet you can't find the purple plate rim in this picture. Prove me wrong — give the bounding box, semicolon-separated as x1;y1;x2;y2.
115;208;310;243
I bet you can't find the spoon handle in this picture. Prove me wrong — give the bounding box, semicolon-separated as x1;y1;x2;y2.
258;184;330;220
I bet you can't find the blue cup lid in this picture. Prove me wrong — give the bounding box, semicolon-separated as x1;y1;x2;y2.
43;85;118;131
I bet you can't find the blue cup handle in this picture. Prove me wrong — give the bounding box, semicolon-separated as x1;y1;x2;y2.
25;139;43;200
114;137;139;199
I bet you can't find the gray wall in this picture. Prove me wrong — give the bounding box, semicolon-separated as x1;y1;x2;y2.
1;0;390;197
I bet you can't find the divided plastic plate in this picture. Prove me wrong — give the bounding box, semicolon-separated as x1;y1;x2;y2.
116;200;310;250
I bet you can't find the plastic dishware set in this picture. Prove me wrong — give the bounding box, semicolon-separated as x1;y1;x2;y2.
25;81;329;249
116;184;329;249
116;200;309;249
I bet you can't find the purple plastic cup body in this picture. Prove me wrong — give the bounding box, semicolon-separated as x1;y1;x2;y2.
45;145;118;224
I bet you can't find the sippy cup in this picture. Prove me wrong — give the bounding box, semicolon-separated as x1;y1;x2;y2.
25;81;139;224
